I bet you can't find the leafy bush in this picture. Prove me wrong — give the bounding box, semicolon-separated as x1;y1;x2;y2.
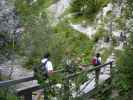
70;0;109;22
53;20;94;65
93;27;107;42
15;0;53;16
0;88;19;100
114;32;133;99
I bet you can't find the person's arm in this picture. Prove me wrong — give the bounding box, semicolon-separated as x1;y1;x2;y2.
48;70;54;76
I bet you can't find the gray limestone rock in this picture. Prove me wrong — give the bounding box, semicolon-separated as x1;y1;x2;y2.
0;0;22;42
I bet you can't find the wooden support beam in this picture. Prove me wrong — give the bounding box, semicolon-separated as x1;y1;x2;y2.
16;85;42;100
24;92;32;100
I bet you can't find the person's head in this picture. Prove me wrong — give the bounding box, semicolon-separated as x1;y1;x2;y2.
44;52;50;58
96;53;100;58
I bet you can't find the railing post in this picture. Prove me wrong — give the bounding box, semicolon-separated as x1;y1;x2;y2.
63;77;70;100
63;67;70;100
110;62;113;83
43;80;50;100
43;89;48;100
63;57;72;100
0;69;1;80
24;92;32;100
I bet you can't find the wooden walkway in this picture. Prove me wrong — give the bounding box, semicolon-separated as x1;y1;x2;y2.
0;61;113;100
77;64;111;95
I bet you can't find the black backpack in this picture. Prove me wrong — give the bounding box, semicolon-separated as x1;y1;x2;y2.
33;60;49;84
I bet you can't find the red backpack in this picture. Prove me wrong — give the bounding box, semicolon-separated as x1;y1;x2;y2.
92;58;97;65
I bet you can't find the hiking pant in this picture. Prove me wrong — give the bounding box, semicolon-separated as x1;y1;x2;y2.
95;69;100;85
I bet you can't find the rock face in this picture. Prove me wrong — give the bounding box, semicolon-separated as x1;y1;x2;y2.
47;0;72;25
0;0;23;62
0;0;22;44
0;0;19;33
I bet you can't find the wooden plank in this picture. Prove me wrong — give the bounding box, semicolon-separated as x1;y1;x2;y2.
0;76;34;87
82;77;112;98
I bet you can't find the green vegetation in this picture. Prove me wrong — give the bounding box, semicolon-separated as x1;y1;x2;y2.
115;33;133;99
53;20;94;65
15;0;54;16
112;0;133;99
1;0;133;99
16;12;53;69
0;87;19;100
0;32;16;61
101;46;113;62
114;17;126;30
93;26;108;42
13;0;95;69
70;0;109;22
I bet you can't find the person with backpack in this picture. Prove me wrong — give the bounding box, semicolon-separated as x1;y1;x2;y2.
35;52;54;100
92;53;102;66
92;53;102;85
41;52;54;77
34;52;54;81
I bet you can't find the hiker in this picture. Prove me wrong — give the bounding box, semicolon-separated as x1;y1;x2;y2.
35;52;54;100
92;53;102;85
41;52;54;78
120;32;125;42
104;35;110;43
92;53;102;66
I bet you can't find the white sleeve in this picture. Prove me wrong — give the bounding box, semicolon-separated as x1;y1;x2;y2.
46;61;53;71
99;57;102;63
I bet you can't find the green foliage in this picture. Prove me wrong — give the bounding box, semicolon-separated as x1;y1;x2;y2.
113;1;133;99
114;17;126;30
111;36;118;46
0;32;17;61
15;0;53;16
0;88;19;100
125;0;133;18
115;31;133;100
14;0;55;69
93;26;107;42
15;9;54;68
117;48;133;90
53;20;94;65
115;51;133;99
70;0;109;22
14;0;95;69
101;46;113;62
